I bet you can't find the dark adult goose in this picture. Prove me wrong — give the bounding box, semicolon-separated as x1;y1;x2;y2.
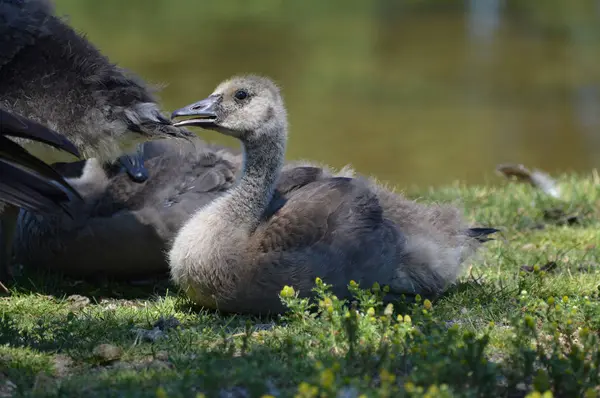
168;75;498;315
0;0;191;163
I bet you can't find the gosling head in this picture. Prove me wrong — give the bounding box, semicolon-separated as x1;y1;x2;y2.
170;75;287;142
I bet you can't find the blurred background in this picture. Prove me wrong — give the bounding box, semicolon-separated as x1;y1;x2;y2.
53;0;600;188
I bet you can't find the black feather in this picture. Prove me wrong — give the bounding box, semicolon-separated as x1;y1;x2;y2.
0;160;74;217
0;128;81;199
0;108;80;157
0;109;82;217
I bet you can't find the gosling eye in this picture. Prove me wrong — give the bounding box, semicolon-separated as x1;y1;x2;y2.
234;89;249;101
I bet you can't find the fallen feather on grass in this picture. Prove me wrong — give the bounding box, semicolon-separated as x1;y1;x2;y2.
496;163;562;199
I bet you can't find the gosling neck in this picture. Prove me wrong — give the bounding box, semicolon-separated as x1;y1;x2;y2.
223;128;286;231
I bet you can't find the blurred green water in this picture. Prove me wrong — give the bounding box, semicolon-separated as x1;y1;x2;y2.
51;0;600;187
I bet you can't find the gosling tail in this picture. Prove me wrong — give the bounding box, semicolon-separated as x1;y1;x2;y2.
466;227;500;243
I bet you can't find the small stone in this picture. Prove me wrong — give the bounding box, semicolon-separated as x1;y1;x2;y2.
93;344;123;363
66;294;90;310
155;351;169;361
53;354;74;377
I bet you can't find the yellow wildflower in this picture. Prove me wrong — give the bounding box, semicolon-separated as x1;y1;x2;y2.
384;303;394;317
320;368;335;389
423;299;432;310
280;285;296;298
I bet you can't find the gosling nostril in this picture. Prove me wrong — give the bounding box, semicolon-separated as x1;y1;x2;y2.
130;170;149;183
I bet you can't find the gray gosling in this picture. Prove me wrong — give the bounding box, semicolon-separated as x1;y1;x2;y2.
168;75;498;315
12;136;360;280
13;137;239;280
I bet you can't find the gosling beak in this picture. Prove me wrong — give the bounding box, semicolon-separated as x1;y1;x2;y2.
118;146;149;184
171;96;219;128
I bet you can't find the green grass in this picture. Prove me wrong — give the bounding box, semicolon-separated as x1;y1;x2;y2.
1;173;599;397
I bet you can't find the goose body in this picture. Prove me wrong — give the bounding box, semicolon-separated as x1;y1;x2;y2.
168;75;497;315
